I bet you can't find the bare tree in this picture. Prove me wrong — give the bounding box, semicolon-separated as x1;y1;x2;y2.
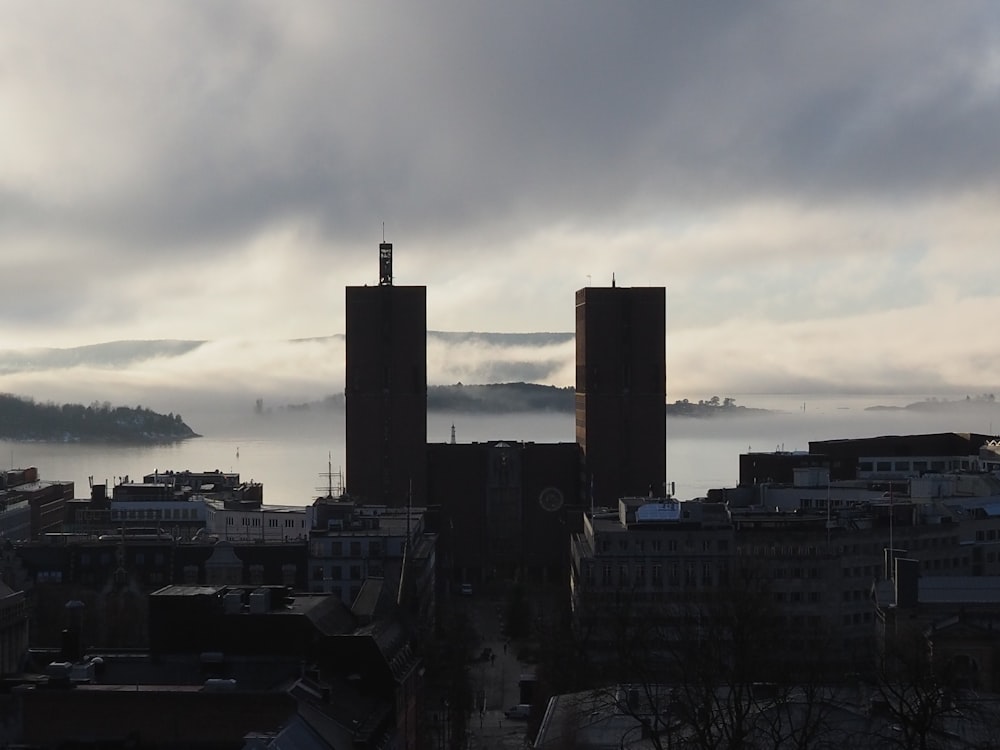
557;564;842;750
867;626;967;750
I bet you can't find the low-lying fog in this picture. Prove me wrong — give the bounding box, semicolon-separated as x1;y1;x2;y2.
2;336;997;504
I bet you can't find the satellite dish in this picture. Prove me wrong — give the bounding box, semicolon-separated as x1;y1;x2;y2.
538;487;564;512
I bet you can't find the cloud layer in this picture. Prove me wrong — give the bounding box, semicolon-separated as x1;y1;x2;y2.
2;3;999;399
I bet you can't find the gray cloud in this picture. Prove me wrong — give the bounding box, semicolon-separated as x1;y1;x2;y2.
2;2;999;395
8;2;1000;254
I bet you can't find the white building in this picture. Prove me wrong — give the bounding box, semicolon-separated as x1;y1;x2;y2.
204;499;313;542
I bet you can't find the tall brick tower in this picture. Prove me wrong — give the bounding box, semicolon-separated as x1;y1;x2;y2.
345;242;427;506
575;282;666;505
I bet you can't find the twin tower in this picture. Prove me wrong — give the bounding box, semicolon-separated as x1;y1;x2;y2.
345;242;666;507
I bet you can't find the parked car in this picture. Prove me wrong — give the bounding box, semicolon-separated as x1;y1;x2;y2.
504;704;531;720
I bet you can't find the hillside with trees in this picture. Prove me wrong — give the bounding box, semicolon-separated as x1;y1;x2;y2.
0;394;199;443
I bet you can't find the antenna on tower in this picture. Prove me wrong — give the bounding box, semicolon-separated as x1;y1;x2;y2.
379;238;393;286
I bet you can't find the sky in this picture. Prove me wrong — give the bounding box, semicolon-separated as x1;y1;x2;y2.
3;2;1000;406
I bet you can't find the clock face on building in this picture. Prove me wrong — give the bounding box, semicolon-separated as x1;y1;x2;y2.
538;487;564;512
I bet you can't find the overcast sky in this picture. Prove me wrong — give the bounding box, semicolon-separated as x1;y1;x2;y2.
3;2;1000;400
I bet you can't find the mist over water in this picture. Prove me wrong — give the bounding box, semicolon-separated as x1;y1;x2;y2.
3;393;995;507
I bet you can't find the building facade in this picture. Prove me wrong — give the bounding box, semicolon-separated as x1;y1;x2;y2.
570;492;1000;672
427;440;582;590
308;499;428;604
345;242;427;506
575;285;666;506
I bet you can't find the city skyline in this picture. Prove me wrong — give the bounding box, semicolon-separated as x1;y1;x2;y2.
3;3;1000;403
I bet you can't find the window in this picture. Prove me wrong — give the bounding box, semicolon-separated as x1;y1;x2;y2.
652;565;662;586
350;542;362;558
602;565;612;585
702;563;712;586
331;541;343;556
619;565;628;586
349;565;362;581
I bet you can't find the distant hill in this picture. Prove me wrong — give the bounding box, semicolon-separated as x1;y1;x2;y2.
0;339;207;373
665;397;771;417
0;332;568;378
0;337;772;419
0;394;199;443
275;385;768;417
429;382;573;412
866;395;1000;414
428;331;573;347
